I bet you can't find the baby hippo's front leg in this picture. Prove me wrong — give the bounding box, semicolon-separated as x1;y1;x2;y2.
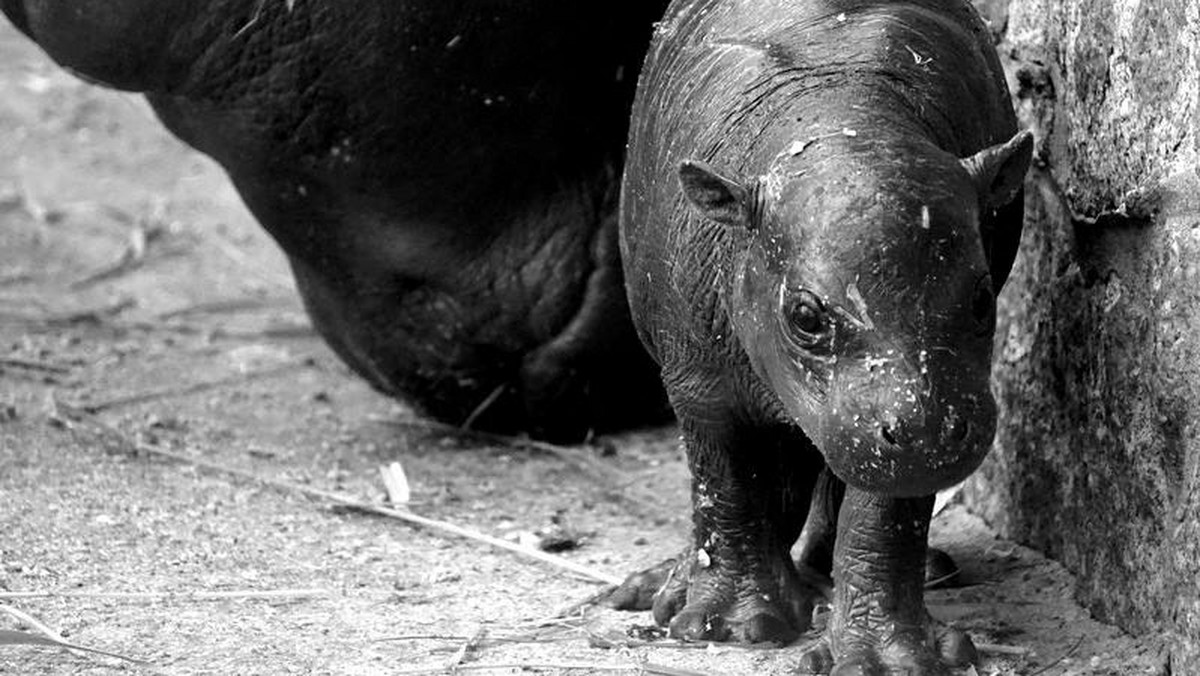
801;489;974;676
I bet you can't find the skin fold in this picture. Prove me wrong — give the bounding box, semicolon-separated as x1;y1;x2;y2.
614;0;1031;673
1;0;673;441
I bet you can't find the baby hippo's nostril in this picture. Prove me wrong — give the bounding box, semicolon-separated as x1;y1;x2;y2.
952;418;971;443
879;424;898;446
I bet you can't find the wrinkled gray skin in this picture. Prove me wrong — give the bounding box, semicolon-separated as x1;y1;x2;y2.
0;0;672;442
613;0;1032;673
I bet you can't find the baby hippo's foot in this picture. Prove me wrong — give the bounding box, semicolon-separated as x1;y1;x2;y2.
800;490;979;675
797;624;977;675
609;544;820;645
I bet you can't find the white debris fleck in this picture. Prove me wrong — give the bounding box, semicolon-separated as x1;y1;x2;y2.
905;45;932;66
844;281;876;331
921;204;931;229
22;74;53;94
697;548;712;568
379;461;411;505
787;139;812;156
863;355;891;371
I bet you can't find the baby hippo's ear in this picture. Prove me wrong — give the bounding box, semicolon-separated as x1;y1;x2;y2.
679;160;752;228
961;130;1034;211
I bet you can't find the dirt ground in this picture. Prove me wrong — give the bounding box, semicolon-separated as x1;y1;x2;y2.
0;22;1170;676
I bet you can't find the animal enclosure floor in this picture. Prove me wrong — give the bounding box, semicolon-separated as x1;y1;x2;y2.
0;21;1165;676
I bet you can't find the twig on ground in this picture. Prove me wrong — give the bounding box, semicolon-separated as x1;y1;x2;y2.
373;416;627;485
924;570;961;589
149;443;623;585
154;298;287;321
64;360;311;413
392;660;713;676
50;402;622;586
151;320;316;341
68;223;150;290
445;625;487;670
375;416;666;519
0;298;136;329
373;634;482;644
370;628;717;654
928;597;1039;607
0;357;70;374
637;662;717;676
974;641;1032;657
460;384;507;431
0;589;332;603
0;630;147;665
0;604;72;648
373;629;575;649
0;606;147;664
551;584;618;619
585;633;722;652
210;323;316;340
1027;635;1086;676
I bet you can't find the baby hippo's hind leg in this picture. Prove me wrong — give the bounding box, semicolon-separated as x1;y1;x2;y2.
610;420;826;645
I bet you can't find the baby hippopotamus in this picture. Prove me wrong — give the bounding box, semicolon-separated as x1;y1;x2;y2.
613;0;1031;673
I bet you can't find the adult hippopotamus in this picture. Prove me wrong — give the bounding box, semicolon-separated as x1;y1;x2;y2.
0;0;671;441
612;0;1031;672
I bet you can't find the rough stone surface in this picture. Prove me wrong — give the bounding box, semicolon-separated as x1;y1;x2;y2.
964;0;1200;670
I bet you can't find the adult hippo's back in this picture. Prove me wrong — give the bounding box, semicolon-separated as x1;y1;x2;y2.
1;0;671;441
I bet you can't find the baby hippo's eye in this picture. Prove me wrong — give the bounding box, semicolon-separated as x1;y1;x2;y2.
786;290;827;339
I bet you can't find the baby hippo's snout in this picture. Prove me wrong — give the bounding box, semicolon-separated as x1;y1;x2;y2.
820;359;997;497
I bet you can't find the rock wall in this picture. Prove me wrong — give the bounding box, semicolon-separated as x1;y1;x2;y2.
965;0;1200;670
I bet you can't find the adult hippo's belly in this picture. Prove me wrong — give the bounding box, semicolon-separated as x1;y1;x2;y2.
1;0;671;441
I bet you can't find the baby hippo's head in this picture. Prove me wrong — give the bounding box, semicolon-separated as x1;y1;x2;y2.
678;130;1032;496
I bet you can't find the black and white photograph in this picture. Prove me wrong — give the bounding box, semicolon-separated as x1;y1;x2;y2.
0;1;1192;674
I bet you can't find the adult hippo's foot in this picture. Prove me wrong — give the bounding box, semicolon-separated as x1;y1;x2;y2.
797;490;977;675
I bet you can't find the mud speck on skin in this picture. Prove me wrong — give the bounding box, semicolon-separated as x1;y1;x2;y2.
0;21;1162;675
